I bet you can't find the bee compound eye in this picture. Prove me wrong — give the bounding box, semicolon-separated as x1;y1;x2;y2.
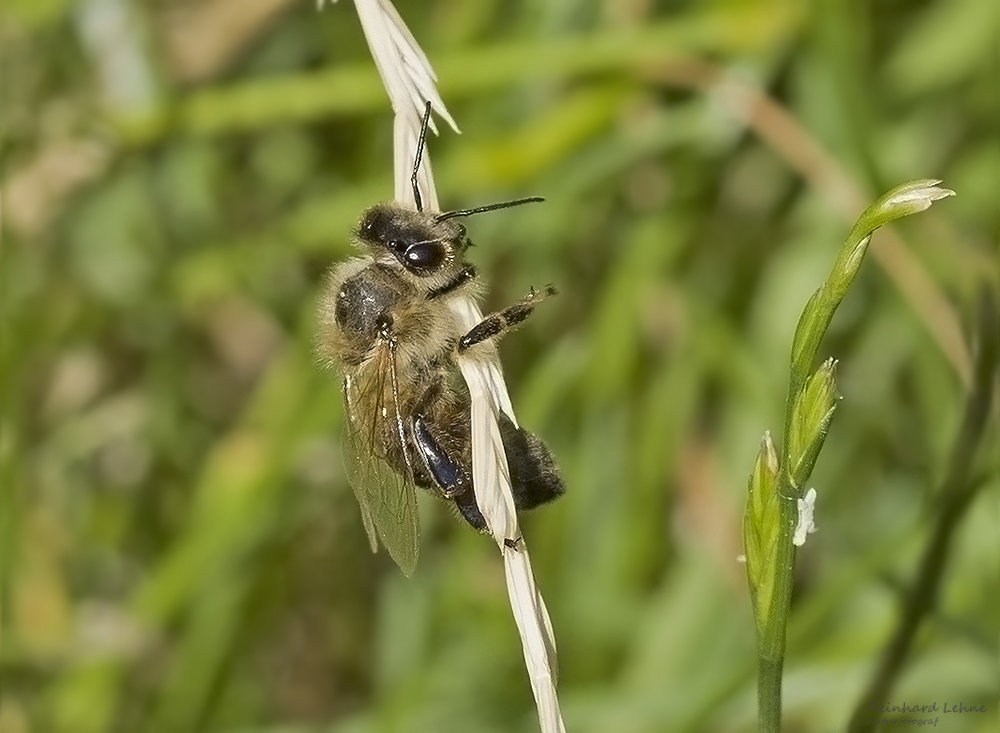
404;243;445;272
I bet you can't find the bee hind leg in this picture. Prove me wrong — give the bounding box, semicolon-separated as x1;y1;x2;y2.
412;415;466;497
411;414;488;531
458;285;557;352
453;488;488;531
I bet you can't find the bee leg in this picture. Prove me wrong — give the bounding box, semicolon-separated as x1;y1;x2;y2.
453;488;488;531
409;382;467;500
497;411;565;510
412;414;467;498
427;265;476;299
411;413;489;531
458;285;557;352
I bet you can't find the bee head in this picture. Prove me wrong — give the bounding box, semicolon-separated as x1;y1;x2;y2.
356;203;467;277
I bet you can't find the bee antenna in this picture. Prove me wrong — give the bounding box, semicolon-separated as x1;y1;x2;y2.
410;101;433;213
436;197;545;222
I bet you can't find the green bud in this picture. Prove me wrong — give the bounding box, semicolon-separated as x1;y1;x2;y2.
743;431;781;606
787;359;839;491
788;181;953;398
871;179;955;221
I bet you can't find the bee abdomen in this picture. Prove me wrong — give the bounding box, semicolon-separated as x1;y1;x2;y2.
498;412;565;510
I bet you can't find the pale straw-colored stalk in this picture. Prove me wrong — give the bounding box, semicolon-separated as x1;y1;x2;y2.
338;1;565;730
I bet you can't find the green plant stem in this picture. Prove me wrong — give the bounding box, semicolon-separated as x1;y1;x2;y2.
757;656;783;731
846;288;998;732
756;593;792;732
748;181;954;733
754;477;800;733
755;233;874;733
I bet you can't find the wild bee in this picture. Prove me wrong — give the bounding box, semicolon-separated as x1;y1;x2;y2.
317;103;564;575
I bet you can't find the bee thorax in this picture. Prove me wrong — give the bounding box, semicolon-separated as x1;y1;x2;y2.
334;269;404;340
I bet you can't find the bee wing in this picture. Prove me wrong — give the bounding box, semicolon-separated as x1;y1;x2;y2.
341;343;420;576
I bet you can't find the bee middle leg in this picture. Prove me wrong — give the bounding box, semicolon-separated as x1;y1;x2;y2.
458;285;557;352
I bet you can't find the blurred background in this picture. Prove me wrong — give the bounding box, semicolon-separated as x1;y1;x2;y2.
1;0;997;731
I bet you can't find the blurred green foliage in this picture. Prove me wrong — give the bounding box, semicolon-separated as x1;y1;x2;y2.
1;1;997;732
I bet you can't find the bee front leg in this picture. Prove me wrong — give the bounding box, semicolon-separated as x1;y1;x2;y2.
458;285;557;352
427;265;476;299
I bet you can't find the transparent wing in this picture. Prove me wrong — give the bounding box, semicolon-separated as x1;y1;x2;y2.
341;343;420;576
